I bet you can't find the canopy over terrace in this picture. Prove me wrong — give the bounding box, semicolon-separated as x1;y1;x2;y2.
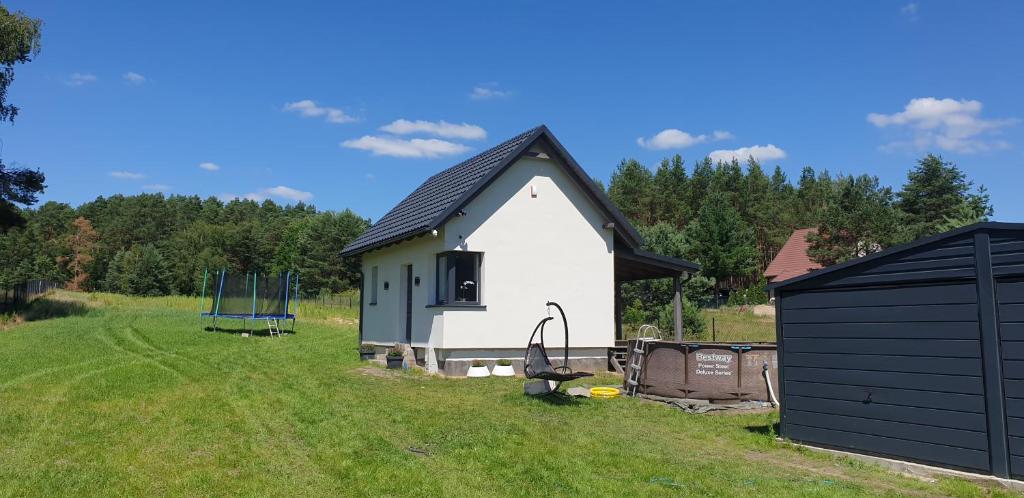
614;247;701;341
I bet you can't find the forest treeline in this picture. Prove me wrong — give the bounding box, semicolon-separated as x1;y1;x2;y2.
604;152;991;330
0;152;992;311
0;195;368;297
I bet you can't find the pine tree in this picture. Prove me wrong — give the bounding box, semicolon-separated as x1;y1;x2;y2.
898;154;992;239
808;175;902;266
608;158;655;226
63;217;98;290
684;192;758;293
652;154;689;228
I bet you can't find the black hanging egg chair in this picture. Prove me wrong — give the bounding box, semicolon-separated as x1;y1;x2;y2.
524;301;593;393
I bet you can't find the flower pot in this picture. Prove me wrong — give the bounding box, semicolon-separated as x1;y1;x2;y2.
360;352;375;361
466;365;490;377
491;364;515;377
386;356;404;369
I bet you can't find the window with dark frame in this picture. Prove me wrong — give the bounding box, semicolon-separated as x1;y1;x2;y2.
435;252;481;305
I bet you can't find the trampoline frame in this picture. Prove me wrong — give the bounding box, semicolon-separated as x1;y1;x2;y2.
199;269;300;335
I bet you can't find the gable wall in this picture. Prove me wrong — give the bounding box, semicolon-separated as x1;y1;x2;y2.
437;154;615;350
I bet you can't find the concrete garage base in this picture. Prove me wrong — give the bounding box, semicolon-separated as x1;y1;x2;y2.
785;441;1024;492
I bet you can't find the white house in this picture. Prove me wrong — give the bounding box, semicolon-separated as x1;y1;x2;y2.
342;125;699;375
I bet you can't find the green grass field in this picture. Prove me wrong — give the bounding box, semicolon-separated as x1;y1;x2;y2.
0;292;1014;497
699;306;778;342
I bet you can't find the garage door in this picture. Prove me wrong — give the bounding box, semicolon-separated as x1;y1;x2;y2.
998;279;1024;478
781;281;991;472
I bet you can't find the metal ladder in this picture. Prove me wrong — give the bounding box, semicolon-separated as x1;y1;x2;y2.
266;318;282;337
626;325;662;396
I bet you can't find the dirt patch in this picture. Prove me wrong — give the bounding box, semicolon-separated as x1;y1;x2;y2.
355;366;400;378
745;449;941;496
752;305;775;317
331;317;358;326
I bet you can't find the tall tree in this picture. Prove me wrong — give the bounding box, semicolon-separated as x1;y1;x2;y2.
0;5;41;123
61;217;98;290
808;174;902;266
684;192;758;294
607;158;655;226
652;154;689;228
0;6;44;231
897;154;992;239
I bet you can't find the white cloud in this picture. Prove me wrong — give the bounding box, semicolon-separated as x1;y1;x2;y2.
341;135;471;158
142;184;171;192
264;185;313;202
109;170;145;180
198;162;220;171
469;84;509;100
637;128;734;150
901;3;919;21
868;97;1019;153
66;72;97;87
122;72;146;84
379;119;486;140
708;144;787;163
637;129;707;150
282;99;357;124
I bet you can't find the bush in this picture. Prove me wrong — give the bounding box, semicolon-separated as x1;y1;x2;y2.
471;359;486;368
656;301;707;338
103;244;171;296
387;346;403;358
496;359;512;367
727;276;769;306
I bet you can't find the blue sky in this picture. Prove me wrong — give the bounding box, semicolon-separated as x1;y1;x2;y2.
4;1;1023;220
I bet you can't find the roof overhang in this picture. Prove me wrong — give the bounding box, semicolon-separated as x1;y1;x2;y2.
615;248;700;282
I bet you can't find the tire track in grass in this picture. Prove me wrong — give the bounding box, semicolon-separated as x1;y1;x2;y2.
95;329;184;381
0;357;112;391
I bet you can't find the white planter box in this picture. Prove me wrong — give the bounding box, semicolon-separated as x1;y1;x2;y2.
466;365;491;378
492;364;515;377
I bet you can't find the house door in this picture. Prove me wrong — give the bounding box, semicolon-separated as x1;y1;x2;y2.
404;265;413;343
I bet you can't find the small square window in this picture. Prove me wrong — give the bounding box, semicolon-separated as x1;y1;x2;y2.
436;252;481;305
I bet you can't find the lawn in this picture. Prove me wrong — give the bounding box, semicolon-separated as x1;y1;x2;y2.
0;292;1014;497
699;306;777;342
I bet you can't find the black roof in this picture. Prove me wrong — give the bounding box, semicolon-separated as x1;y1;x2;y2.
342;125;649;257
768;221;1024;290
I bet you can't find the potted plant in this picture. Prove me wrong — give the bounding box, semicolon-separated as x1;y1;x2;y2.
466;359;490;378
386;347;405;369
492;359;515;377
359;344;376;361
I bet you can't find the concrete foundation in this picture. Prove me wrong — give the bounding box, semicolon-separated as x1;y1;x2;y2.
439;356;608;377
786;441;1024;492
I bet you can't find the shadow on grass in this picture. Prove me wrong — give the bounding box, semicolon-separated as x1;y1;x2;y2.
202;325;297;337
527;390;581;406
746;423;779;438
20;298;91;322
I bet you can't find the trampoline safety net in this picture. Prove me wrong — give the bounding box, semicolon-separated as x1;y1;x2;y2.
207;271;296;318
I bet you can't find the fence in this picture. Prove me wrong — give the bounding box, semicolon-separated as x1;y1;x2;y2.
313;293;360;309
0;280;61;310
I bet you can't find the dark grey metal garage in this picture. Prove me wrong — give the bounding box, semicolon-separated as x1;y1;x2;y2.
770;222;1024;479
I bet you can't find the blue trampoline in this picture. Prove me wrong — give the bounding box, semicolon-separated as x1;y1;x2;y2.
199;270;299;336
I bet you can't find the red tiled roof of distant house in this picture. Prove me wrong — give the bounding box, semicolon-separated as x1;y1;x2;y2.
764;228;823;283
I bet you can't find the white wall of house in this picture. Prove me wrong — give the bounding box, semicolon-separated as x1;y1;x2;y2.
360;149;616;356
360;235;443;347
